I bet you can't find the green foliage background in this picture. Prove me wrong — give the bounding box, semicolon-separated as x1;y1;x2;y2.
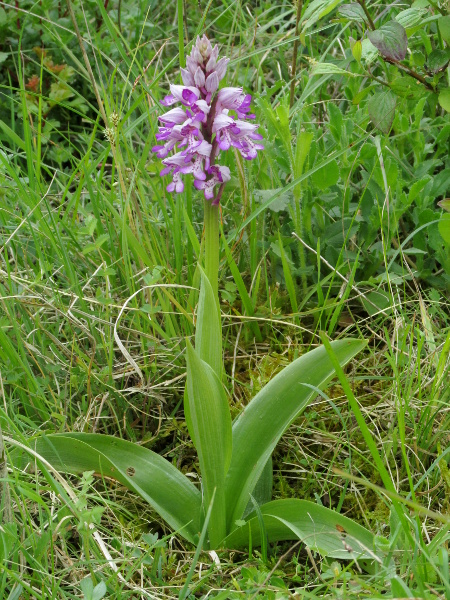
0;0;449;597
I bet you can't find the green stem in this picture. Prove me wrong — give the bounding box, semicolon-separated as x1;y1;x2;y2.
204;199;220;316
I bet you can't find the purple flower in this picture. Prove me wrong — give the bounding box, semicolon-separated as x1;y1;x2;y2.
161;84;201;107
213;114;264;159
194;165;231;203
217;87;254;119
152;35;263;203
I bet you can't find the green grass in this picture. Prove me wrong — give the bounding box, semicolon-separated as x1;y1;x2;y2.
0;0;449;597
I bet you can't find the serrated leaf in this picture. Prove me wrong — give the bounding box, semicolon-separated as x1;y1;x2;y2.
439;88;450;113
368;91;396;133
368;20;407;61
338;3;366;21
438;15;450;45
390;75;425;100
254;188;292;213
49;82;74;103
311;62;356;77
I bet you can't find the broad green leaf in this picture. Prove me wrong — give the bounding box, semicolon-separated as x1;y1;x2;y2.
254;188;292;213
195;267;222;379
427;48;450;73
338;4;366;22
224;339;366;528
311;159;340;190
438;214;450;245
223;499;383;562
302;0;345;31
15;434;201;543
368;21;408;61
294;131;314;185
390;75;426;100
368;91;396;134
186;342;232;548
351;39;363;64
438;198;450;212
438;88;450;113
390;576;415;597
361;38;378;64
293;130;314;202
438;15;450;45
360;289;392;317
395;8;427;30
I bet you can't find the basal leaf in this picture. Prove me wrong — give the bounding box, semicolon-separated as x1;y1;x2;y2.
368;20;407;61
368;91;396;134
186;342;232;548
223;499;384;562
15;434;202;543
224;340;366;529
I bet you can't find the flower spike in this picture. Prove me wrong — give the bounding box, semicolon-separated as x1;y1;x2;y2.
152;35;263;203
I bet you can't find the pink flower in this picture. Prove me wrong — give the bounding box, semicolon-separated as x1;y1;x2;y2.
194;165;231;202
213;114;264;158
152;35;263;203
160;85;201;107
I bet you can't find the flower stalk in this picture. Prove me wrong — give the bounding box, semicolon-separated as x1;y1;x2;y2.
204;199;220;313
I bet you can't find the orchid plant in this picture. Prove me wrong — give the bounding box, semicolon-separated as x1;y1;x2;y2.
23;36;388;568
